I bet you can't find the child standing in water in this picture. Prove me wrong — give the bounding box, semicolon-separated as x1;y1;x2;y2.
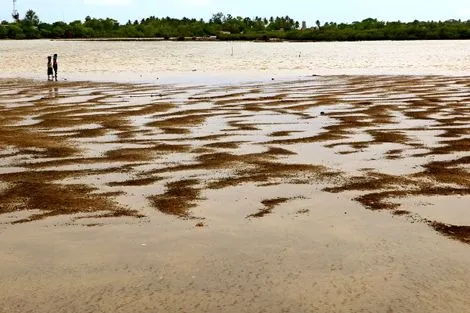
47;56;53;81
53;54;58;80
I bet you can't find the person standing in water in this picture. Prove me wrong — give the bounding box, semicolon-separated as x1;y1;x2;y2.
47;56;53;81
53;54;58;81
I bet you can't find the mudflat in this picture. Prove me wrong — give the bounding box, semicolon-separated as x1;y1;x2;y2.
0;76;469;313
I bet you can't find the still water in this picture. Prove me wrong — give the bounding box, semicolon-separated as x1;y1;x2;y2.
1;39;469;83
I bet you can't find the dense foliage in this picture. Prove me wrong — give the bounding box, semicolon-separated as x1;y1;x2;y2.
1;10;470;41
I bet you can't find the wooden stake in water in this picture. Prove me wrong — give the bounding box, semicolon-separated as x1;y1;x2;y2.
231;46;234;57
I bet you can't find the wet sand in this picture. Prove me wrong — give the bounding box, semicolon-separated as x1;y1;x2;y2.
0;76;470;312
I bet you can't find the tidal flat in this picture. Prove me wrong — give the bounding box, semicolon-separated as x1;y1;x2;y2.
0;75;469;313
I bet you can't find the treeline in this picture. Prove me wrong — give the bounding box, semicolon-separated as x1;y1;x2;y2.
1;10;470;41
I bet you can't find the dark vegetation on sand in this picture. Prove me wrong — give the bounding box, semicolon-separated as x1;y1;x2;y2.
0;76;469;244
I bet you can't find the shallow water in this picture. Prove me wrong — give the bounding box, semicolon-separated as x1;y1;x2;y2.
1;45;470;313
1;40;470;83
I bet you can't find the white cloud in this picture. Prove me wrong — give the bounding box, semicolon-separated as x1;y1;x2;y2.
83;0;133;6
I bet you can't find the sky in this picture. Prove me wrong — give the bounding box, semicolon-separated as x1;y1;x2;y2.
2;0;469;25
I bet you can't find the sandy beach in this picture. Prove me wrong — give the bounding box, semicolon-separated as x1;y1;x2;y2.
1;75;470;312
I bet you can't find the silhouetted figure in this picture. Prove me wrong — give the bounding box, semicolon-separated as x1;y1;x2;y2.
47;56;53;81
53;54;58;81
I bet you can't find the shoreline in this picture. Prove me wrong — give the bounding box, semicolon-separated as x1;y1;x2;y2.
2;72;470;89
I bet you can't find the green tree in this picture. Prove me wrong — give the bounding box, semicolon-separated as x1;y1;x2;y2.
210;12;225;24
23;9;40;27
51;22;68;38
1;11;470;42
23;25;41;38
7;24;25;39
0;26;7;39
38;22;52;38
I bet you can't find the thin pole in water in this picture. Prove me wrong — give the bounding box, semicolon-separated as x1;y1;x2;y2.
231;46;234;57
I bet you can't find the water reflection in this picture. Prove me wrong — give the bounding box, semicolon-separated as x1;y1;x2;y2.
47;85;59;98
